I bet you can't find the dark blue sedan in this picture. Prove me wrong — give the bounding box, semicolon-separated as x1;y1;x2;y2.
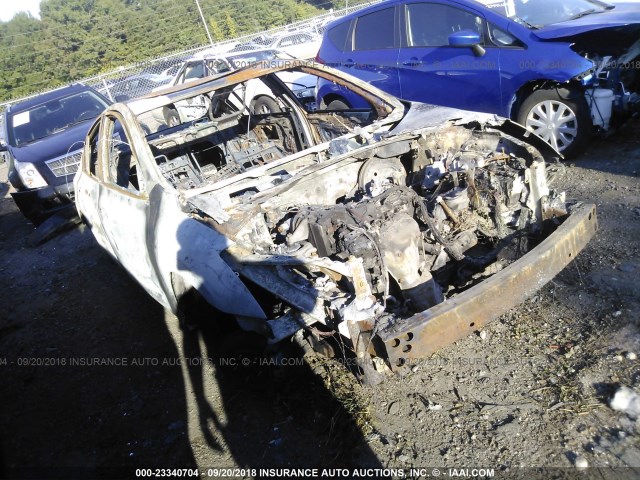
0;84;110;225
316;0;640;155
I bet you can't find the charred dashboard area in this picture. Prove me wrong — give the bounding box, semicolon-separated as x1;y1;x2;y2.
147;111;306;189
146;110;378;191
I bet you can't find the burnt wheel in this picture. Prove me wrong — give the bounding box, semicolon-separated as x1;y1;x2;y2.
251;96;280;115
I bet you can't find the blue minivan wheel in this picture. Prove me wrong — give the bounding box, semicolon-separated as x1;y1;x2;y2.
517;88;591;157
327;99;349;110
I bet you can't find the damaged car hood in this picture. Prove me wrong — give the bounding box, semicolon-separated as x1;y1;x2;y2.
391;102;561;160
390;102;497;133
533;2;640;40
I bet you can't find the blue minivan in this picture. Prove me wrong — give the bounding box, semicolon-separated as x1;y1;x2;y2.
316;0;640;155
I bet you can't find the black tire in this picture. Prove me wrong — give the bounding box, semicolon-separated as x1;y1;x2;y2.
327;99;349;110
28;212;81;247
251;96;280;115
163;107;180;127
516;88;591;157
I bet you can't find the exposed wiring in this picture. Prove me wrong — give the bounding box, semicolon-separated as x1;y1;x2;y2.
345;223;389;309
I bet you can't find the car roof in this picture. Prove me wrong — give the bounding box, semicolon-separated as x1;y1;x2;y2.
326;0;485;26
7;84;97;115
126;61;404;121
226;49;280;58
197;48;280;59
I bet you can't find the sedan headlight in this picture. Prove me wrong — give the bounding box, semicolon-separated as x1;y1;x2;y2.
15;160;48;189
295;87;315;99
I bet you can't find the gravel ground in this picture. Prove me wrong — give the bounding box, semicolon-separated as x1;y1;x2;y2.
1;119;639;480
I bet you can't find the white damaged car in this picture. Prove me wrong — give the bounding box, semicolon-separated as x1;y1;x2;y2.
74;61;597;382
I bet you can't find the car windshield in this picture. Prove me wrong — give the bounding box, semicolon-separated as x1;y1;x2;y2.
227;50;290;69
9;91;108;146
183;62;206;81
474;0;612;28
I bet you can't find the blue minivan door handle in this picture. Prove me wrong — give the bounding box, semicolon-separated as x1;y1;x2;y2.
402;57;422;66
344;59;355;67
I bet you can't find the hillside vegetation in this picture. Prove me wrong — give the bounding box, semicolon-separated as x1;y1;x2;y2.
0;0;344;102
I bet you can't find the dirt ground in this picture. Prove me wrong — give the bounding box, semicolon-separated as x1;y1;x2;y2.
1;119;639;480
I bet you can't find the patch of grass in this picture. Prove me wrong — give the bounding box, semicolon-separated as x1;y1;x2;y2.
306;354;375;439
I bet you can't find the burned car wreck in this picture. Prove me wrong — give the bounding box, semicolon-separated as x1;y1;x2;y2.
74;62;597;381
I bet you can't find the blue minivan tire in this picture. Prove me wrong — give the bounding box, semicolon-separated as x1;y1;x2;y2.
517;88;591;158
327;99;349;110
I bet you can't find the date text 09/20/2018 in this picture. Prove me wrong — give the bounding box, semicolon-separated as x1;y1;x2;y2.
134;467;496;478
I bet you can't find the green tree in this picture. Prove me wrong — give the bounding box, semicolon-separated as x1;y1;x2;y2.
0;0;327;102
209;18;225;42
223;11;237;38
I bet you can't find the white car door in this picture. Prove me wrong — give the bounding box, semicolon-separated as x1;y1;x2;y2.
85;107;266;318
75;120;114;257
94;112;167;304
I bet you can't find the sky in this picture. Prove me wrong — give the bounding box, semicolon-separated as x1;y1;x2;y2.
0;0;41;22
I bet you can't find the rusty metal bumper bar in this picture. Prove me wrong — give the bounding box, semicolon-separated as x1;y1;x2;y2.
376;204;598;370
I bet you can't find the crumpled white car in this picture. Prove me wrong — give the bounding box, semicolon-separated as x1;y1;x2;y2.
74;61;597;382
156;50;316;125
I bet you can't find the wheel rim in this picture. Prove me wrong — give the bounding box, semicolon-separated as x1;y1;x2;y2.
525;100;578;152
167;112;180;127
256;103;271;114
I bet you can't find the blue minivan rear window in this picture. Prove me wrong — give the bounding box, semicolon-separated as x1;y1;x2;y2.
354;7;396;50
327;21;352;52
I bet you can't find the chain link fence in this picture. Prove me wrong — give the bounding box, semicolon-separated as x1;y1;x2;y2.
0;1;380;113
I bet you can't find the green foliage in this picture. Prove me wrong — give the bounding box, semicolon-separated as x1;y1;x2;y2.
0;0;339;103
223;11;238;38
208;18;225;42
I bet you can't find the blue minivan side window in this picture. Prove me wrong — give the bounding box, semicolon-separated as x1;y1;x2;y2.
406;3;483;47
354;7;396;51
327;21;352;52
488;24;524;48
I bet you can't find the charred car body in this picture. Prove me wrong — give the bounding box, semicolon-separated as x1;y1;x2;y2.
74;62;597;380
158;49;316;126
